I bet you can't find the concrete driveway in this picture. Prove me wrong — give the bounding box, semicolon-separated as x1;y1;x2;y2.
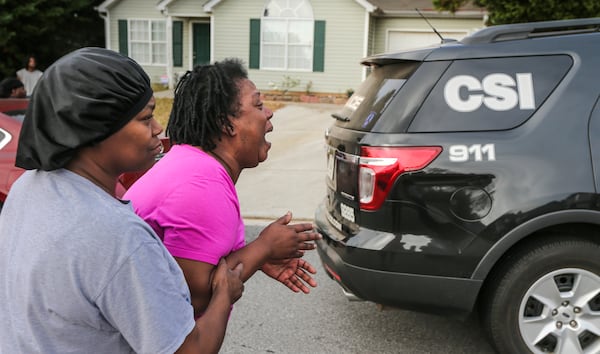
237;102;341;223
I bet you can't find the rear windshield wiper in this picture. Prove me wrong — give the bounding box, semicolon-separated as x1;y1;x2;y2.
332;112;350;122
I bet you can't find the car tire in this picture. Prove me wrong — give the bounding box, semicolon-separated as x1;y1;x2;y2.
481;235;600;354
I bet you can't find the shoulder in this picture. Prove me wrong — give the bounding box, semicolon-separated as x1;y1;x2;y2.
146;144;228;185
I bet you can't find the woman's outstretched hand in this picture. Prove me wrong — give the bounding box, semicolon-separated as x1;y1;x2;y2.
262;258;318;293
257;212;322;260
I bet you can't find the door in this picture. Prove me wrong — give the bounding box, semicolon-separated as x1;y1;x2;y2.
193;23;210;66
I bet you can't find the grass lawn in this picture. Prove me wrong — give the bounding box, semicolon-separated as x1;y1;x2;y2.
153;98;287;129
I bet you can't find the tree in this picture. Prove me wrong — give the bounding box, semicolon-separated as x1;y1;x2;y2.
433;0;600;25
0;0;104;79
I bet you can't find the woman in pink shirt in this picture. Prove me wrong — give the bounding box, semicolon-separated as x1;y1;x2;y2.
124;58;320;319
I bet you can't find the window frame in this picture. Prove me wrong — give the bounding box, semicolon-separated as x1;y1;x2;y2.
127;18;167;66
260;0;314;71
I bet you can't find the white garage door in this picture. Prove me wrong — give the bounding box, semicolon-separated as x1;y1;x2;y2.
387;30;469;52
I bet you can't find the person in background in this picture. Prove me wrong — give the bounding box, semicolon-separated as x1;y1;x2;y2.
124;58;321;320
0;77;27;98
0;47;245;353
16;55;43;96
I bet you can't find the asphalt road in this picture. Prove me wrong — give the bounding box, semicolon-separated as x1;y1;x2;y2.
222;103;497;353
219;224;496;354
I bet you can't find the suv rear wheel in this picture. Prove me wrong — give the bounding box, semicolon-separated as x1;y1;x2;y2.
482;236;600;354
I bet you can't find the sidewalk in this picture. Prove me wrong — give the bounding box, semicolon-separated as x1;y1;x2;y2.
237;102;340;223
153;89;174;98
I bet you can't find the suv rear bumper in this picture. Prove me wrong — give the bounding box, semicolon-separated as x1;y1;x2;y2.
315;203;483;318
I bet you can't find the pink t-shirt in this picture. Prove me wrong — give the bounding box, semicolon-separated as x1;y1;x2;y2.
124;144;245;265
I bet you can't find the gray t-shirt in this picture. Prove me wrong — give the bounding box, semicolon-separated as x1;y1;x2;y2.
0;169;196;353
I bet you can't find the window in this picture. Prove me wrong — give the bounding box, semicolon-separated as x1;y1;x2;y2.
336;62;420;132
408;56;573;133
261;0;314;71
129;20;166;65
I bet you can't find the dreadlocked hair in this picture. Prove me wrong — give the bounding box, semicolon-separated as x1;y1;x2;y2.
167;58;248;151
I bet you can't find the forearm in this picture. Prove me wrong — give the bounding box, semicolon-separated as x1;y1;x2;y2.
224;238;271;282
193;293;231;353
182;241;270;315
177;288;233;353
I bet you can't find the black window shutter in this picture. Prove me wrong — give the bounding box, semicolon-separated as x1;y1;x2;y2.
249;19;261;69
172;21;183;67
313;20;325;72
118;20;128;56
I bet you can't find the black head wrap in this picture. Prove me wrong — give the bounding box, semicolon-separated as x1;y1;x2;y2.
15;47;153;170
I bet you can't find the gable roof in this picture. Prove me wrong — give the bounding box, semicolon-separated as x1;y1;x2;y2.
99;0;484;18
203;0;222;12
366;0;485;17
98;0;176;13
157;0;174;11
96;0;120;12
203;0;376;13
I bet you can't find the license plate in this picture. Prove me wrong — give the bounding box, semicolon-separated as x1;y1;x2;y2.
340;202;355;223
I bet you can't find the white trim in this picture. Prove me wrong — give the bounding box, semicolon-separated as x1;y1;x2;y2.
354;0;376;12
0;129;12;150
163;13;209;18
187;21;194;70
362;11;369;81
127;18;168;66
158;0;210;16
96;0;120;13
166;15;173;89
378;10;486;19
205;0;371;17
260;17;314;71
209;16;215;63
97;11;111;49
203;0;223;12
157;0;175;12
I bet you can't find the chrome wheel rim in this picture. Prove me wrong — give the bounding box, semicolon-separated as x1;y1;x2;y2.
518;268;600;354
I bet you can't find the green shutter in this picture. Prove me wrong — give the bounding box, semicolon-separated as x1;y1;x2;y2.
118;20;128;56
249;19;260;69
172;21;183;67
313;20;325;72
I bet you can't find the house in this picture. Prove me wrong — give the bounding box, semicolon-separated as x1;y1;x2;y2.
96;0;486;96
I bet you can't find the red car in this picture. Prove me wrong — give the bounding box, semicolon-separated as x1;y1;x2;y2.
0;98;29;116
0;99;169;208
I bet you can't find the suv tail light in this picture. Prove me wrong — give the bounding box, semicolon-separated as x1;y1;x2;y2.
359;146;442;211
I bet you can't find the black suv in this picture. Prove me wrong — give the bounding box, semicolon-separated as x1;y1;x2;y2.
315;18;600;354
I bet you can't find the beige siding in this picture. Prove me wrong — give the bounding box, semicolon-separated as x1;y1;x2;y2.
211;0;367;95
372;17;485;54
367;14;377;56
107;0;164;51
107;0;167;83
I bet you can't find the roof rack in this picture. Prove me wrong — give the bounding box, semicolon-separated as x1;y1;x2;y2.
461;17;600;44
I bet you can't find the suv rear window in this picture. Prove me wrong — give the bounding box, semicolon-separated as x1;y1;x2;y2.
408;55;573;132
333;61;420;131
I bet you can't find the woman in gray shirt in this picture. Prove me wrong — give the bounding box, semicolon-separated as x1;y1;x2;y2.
0;47;244;354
